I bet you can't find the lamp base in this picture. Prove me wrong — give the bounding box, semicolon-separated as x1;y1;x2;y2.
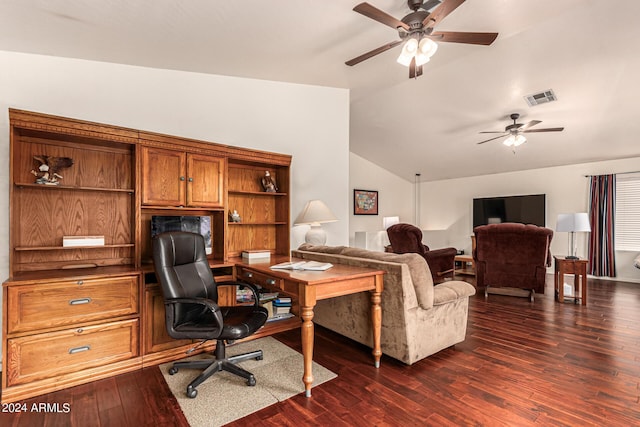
305;226;327;246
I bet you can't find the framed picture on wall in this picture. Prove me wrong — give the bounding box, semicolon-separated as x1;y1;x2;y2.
354;189;378;215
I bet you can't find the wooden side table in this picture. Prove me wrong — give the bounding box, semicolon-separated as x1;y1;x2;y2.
554;256;588;305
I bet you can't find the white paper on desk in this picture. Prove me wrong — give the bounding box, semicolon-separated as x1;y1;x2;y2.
270;261;333;271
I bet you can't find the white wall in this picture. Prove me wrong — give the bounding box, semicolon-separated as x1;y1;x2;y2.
349;153;414;246
0;50;351;338
420;157;640;283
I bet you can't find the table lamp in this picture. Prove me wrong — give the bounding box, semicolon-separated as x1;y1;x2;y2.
294;200;338;245
383;216;400;229
556;213;591;259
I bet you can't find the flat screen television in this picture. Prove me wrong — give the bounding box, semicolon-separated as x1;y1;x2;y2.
151;215;212;255
473;194;546;228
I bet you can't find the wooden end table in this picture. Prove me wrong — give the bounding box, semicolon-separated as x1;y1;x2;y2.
554;256;588;305
454;254;475;276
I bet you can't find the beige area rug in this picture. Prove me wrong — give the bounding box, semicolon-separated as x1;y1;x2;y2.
160;336;337;427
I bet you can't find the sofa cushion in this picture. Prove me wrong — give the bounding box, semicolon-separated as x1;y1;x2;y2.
433;281;477;306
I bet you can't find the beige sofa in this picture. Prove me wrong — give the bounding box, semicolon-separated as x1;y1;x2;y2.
292;244;476;365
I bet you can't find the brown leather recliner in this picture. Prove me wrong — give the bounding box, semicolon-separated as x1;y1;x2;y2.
473;223;553;301
386;223;457;283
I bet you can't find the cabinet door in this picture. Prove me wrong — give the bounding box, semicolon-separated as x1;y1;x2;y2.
141;147;186;206
186;154;225;208
144;287;191;354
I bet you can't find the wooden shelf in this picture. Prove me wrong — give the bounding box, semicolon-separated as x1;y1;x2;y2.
140;206;224;212
15;244;135;252
228;222;287;226
15;182;134;193
229;190;287;196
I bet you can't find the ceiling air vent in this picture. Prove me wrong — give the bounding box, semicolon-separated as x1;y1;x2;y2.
524;89;557;107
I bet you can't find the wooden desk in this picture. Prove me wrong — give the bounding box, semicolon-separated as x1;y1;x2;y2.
236;260;384;397
554;256;588;305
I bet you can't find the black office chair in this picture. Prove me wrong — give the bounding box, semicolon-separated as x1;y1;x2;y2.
152;231;269;398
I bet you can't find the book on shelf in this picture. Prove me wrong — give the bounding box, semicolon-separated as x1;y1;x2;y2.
266;312;295;323
259;291;279;302
242;250;271;260
270;261;333;271
62;235;105;247
273;305;291;315
274;297;291;304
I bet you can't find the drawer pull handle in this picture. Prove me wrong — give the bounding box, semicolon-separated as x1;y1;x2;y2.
265;278;276;286
244;272;253;278
77;280;84;285
69;298;92;306
68;345;91;355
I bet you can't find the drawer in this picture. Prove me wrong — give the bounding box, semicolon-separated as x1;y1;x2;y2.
6;319;139;387
237;267;283;290
7;275;139;334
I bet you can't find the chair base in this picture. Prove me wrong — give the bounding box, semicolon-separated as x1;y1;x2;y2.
169;340;263;398
484;286;536;302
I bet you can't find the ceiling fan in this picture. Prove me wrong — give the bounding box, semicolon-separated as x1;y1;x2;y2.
345;0;498;79
477;113;565;147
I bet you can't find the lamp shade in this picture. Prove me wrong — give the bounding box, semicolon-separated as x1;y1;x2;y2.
383;216;400;230
294;200;338;226
556;213;591;232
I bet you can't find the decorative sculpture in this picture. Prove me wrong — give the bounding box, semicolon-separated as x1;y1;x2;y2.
30;155;74;185
229;209;242;223
261;171;278;193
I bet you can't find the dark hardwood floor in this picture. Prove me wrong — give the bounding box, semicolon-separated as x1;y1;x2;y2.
3;275;639;426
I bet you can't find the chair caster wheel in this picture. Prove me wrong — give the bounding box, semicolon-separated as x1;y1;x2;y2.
247;376;256;386
169;367;178;375
256;355;263;361
186;386;197;398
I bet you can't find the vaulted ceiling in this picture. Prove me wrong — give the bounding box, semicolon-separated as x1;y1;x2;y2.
1;0;639;181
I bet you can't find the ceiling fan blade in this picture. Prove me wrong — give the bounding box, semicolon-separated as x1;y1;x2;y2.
519;120;542;130
345;40;402;66
422;0;466;28
522;127;565;133
353;2;410;31
479;131;506;134
477;134;507;145
421;0;442;11
429;31;498;45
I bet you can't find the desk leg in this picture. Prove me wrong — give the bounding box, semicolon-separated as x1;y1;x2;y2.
300;305;314;397
370;289;382;368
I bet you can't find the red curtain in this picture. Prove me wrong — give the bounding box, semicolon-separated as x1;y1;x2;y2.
588;174;616;277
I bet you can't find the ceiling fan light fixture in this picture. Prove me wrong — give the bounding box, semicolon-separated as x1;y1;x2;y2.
397;38;418;66
398;37;437;67
503;134;526;147
419;38;438;57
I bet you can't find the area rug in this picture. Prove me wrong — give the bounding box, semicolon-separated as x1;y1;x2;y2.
160;337;337;427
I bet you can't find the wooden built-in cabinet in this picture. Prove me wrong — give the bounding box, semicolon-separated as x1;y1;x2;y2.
140;146;225;208
3;109;292;403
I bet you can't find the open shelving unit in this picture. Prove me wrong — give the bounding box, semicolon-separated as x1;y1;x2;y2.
2;109;293;404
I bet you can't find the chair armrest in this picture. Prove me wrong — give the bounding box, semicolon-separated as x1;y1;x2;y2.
218;280;262;307
165;297;224;328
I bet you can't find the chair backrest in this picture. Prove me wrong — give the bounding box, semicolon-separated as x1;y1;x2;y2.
387;223;429;255
473;223;553;266
153;232;218;328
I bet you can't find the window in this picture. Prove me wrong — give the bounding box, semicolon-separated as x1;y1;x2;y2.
615;173;640;251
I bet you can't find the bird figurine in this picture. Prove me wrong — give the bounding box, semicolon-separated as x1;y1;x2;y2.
30;155;74;185
261;171;278;192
